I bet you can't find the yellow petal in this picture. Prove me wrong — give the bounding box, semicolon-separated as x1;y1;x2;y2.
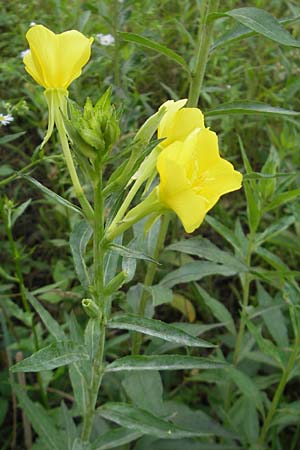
24;25;93;89
195;159;243;211
56;31;93;89
158;99;187;140
157;145;208;233
158;106;205;148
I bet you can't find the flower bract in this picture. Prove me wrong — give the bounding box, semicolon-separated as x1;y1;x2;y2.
23;25;93;90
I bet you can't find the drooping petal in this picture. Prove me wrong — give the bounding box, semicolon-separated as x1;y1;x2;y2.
158;99;187;140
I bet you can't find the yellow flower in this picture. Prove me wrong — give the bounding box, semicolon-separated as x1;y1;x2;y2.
157;127;242;233
158;99;205;148
23;25;93;90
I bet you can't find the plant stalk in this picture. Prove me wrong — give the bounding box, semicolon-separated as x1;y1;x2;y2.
81;161;106;441
131;214;170;355
258;335;300;446
187;0;219;107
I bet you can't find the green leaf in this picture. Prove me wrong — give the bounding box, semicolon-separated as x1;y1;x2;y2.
167;237;247;272
11;341;89;372
11;199;32;227
226;7;300;47
26;290;65;341
211;16;300;51
257;283;288;348
61;402;78;450
84;318;101;359
246;320;285;368
109;243;158;264
146;285;173;306
14;385;64;450
107;314;214;348
21;174;83;215
91;428;142;450
226;367;264;414
160;261;237;288
206;101;300;118
119;32;190;72
255;216;295;247
122;371;165;415
265;189;300;212
0;131;26;144
97;403;211;439
72;438;92;450
205;215;241;251
106;355;226;372
195;285;236;336
69;362;89;414
70;220;93;289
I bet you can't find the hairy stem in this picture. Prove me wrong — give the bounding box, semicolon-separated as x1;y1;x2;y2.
81;161;106;441
187;0;219;107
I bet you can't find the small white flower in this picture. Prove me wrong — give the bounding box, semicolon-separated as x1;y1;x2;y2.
96;33;115;46
118;0;124;3
30;21;36;27
0;113;14;126
20;49;30;59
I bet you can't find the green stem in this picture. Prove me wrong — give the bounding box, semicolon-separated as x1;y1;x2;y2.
187;0;219;107
233;235;254;366
0;197;48;407
112;0;120;87
131;214;170;355
258;336;300;446
55;102;94;223
81;161;106;441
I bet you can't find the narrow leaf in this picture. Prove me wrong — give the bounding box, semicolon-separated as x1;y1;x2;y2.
98;403;211;439
160;261;237;288
26;290;65;341
119;32;190;72
11;341;89;372
206;101;300;118
11;199;32;227
167;237;247;272
21;174;83;215
109;243;158;264
226;7;300;47
108;314;214;348
14;385;64;450
91;428;142;450
106;355;226;372
70;220;93;288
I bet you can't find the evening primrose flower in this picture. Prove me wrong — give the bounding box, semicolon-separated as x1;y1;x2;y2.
23;24;93;146
23;24;93;90
156;127;242;233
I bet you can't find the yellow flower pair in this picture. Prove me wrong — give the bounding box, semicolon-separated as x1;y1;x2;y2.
23;25;242;234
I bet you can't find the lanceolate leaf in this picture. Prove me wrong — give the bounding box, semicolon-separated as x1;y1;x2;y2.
97;403;212;439
11;341;89;372
119;32;190;72
109;243;158;264
26;289;65;341
70;220;93;289
21;174;83;215
211;16;300;51
226;7;300;47
107;314;214;348
106;355;226;372
91;428;142;450
160;262;237;288
14;385;64;450
206;101;300;118
167;237;247;272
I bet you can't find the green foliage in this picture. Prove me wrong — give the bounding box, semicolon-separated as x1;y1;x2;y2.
1;1;300;449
